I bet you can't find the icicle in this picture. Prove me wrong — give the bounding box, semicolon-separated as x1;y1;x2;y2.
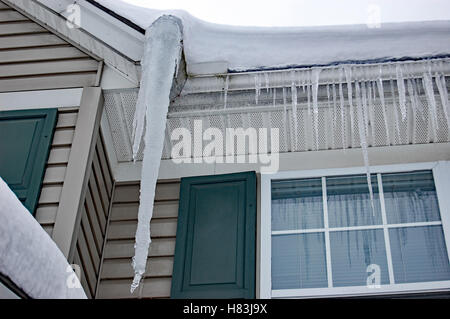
376;69;391;145
423;67;439;142
390;79;402;144
282;87;290;151
307;84;312;116
273;87;277;107
407;78;418;116
254;74;261;105
367;82;376;145
327;84;335;148
338;69;347;149
131;16;183;293
312;68;322;150
413;78;425;120
291;71;299;150
264;72;270;93
361;81;370;141
332;83;339;149
355;81;375;216
223;75;229;109
435;74;450;131
396;65;407;121
344;66;355;145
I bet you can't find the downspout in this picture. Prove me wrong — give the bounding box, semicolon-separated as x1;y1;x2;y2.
130;15;183;293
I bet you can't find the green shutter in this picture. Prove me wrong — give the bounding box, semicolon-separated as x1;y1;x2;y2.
0;109;57;215
171;171;256;299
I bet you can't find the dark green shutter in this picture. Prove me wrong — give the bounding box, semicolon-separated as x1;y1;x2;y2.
0;109;57;215
171;171;256;299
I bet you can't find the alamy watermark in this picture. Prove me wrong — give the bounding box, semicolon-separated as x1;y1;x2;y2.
170;120;280;173
367;4;381;29
367;264;381;288
66;264;82;289
66;3;81;29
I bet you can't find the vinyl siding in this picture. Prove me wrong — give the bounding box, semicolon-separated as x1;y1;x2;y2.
97;180;180;299
35;108;78;237
0;1;100;93
74;134;114;299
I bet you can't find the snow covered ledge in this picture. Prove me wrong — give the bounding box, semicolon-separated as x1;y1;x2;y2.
130;15;183;293
0;178;86;299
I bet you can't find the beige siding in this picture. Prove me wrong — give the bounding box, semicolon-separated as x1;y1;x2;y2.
74;134;114;299
35;108;78;236
97;180;180;299
0;1;100;92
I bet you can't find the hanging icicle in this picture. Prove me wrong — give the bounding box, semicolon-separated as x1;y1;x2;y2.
254;74;261;105
423;66;439;142
338;69;347;149
273;87;277;107
223;75;229;109
435;73;450;130
376;67;391;145
312;68;322;150
344;66;355;146
390;79;402;144
355;80;376;215
264;72;270;93
291;71;299;151
131;16;183;293
396;64;407;121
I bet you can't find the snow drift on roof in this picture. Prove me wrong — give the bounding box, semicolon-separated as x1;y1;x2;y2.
96;0;450;74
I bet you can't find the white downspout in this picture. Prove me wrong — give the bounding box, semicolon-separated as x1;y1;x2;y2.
131;15;183;293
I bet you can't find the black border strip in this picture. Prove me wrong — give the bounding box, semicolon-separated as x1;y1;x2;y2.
85;0;145;34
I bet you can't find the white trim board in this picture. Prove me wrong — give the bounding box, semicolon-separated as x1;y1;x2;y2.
109;142;450;182
0;88;83;111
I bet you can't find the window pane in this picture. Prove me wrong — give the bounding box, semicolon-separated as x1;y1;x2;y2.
327;175;382;228
382;171;441;224
330;229;389;287
271;178;323;231
389;226;450;283
272;233;328;289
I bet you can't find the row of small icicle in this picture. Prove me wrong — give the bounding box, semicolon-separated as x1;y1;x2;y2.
223;61;449;214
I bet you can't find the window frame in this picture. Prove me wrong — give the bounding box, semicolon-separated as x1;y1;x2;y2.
260;161;450;298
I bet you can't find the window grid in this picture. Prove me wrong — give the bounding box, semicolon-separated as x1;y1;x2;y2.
271;172;445;289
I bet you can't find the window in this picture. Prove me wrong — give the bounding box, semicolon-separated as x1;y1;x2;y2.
260;162;450;298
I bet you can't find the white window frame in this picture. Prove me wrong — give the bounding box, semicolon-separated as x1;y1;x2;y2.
260;161;450;298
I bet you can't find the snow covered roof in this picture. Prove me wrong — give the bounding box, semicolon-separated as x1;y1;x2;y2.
0;178;86;299
95;0;450;75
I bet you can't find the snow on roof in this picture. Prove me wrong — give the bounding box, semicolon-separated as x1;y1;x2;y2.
0;178;86;299
97;0;450;73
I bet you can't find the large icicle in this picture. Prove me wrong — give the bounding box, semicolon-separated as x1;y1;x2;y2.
130;16;183;293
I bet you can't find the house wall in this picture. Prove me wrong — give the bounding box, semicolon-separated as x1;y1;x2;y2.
73;133;114;299
96;142;450;299
0;0;101;93
97;180;180;299
35;107;79;236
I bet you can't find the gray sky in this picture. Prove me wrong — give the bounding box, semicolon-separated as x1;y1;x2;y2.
122;0;450;27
